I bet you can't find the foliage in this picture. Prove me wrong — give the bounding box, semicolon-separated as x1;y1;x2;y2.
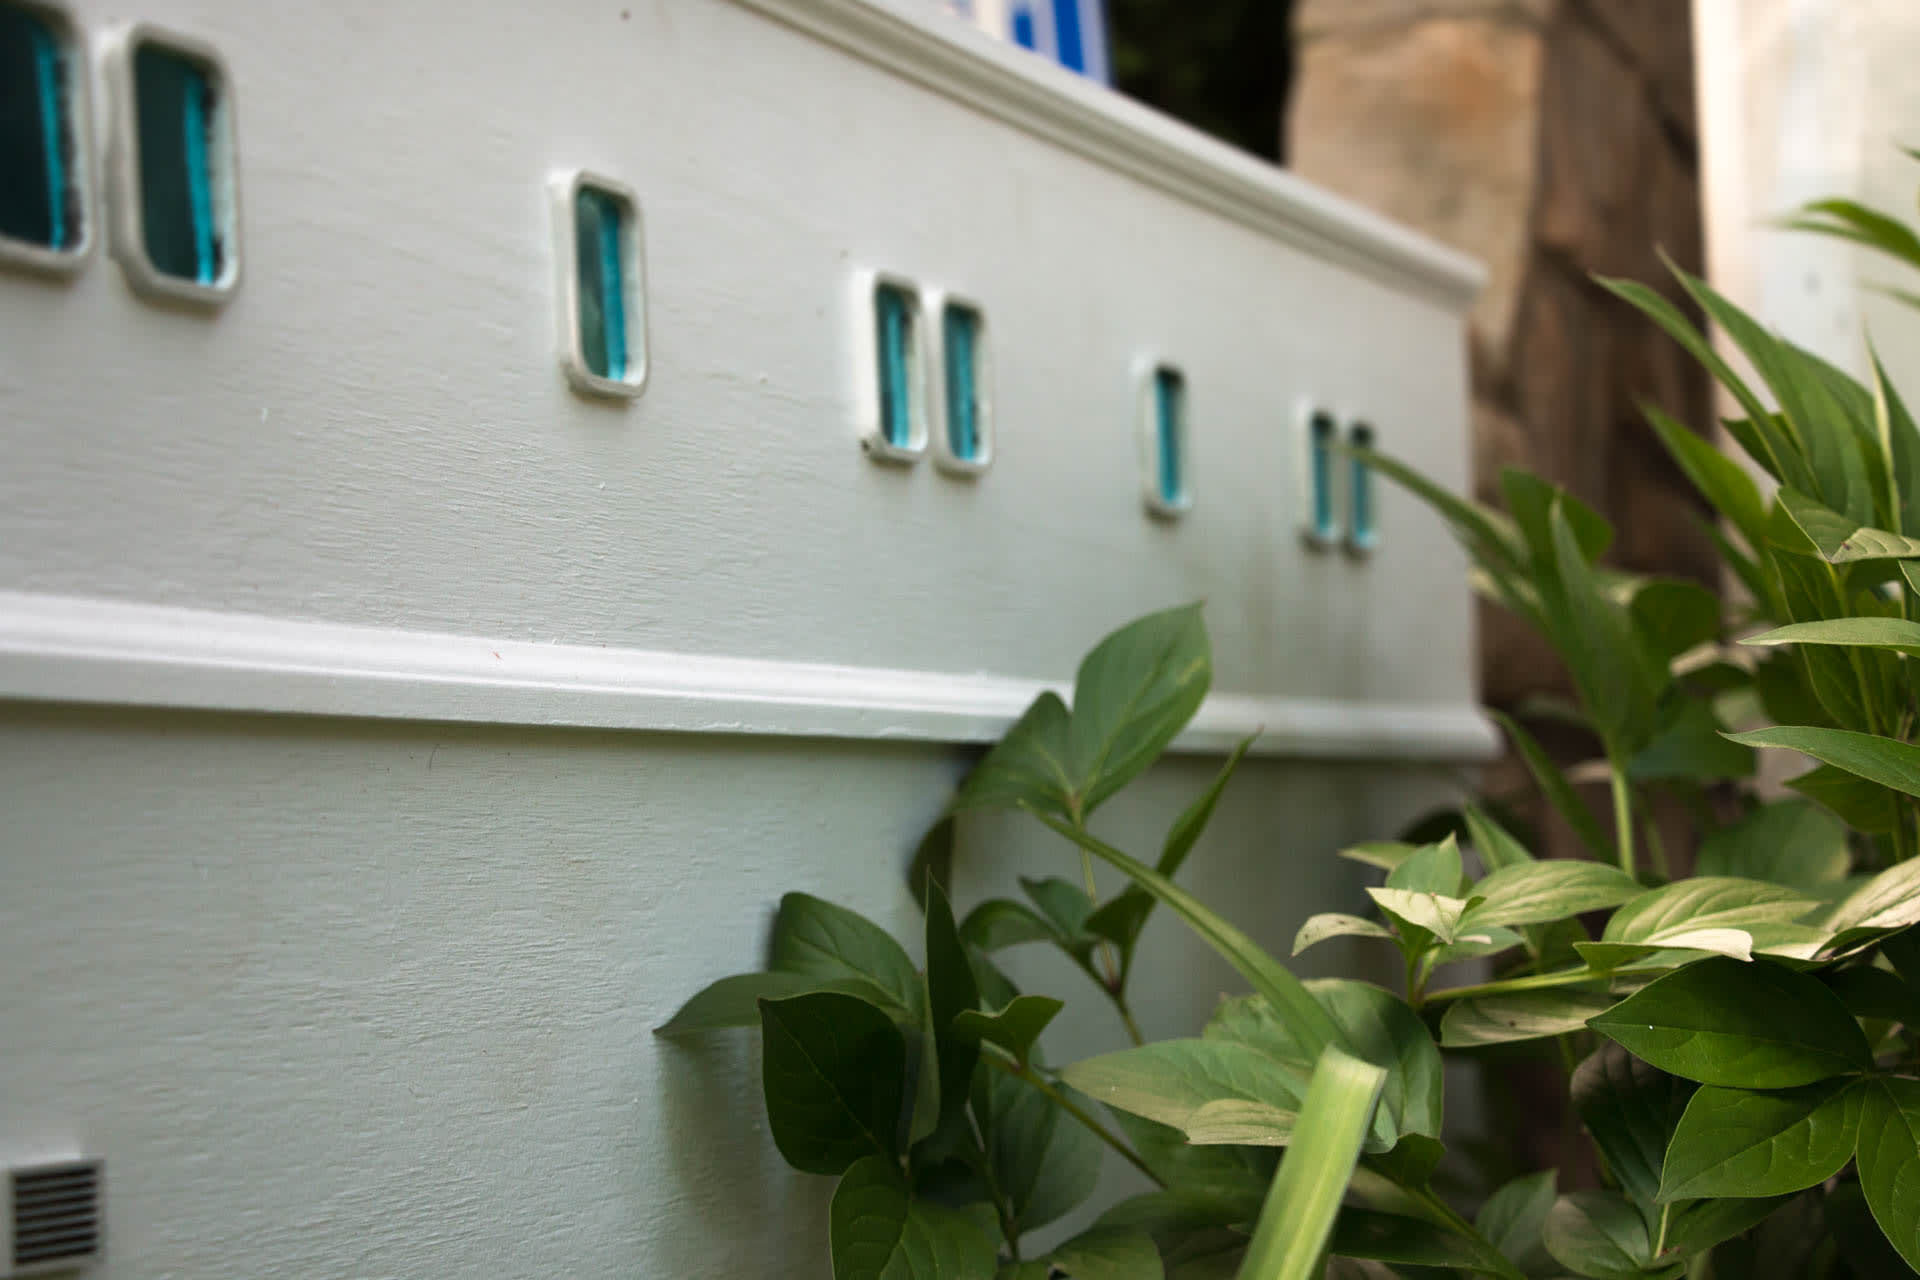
659;221;1920;1275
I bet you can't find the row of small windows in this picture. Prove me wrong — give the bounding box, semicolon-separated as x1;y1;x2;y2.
0;4;236;302
2;1;1383;550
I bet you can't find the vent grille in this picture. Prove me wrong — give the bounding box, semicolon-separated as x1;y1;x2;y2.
6;1160;102;1276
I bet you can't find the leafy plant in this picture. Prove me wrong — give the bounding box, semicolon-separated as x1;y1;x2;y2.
660;204;1920;1276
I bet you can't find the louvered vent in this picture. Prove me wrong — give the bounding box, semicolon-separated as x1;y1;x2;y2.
5;1159;102;1276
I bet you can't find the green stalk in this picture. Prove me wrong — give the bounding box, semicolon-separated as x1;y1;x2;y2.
1236;1047;1386;1280
1609;757;1636;878
1422;965;1601;1004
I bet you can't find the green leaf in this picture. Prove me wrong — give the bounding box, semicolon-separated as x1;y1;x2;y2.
1208;981;1444;1145
1630;579;1723;665
974;1064;1103;1234
1571;1042;1693;1218
1087;735;1255;976
952;996;1063;1065
1826;964;1920;1026
1549;499;1662;752
1543;1191;1670;1280
1642;404;1769;553
960;899;1060;952
1292;913;1395;957
1490;710;1609;860
1461;861;1641;931
1661;1194;1795;1260
829;1155;998;1280
1777;487;1920;562
1060;1040;1306;1144
1237;1047;1389;1280
1823;855;1920;941
1043;1226;1165;1280
1462;804;1535;873
1854;1077;1920;1272
772;892;923;1023
1330;1207;1526;1278
1588;957;1872;1087
1385;834;1466;895
954;691;1074;816
1475;1170;1556;1274
1784;198;1920;271
1658;1079;1864;1201
656;970;894;1037
760;992;907;1175
1787;762;1903;833
1021;877;1096;947
1106;1112;1274;1204
1599;273;1794;488
1440;989;1617;1048
1367;887;1475;946
1600;878;1823;954
1338;841;1419;874
907;814;956;905
1728;725;1920;800
1694;800;1851;892
923;883;980;1139
1746;615;1920;658
1068;603;1212;816
1028;813;1352;1067
1629;699;1756;783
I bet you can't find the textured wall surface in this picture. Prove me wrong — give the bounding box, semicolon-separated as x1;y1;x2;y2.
0;0;1488;1272
0;706;1457;1276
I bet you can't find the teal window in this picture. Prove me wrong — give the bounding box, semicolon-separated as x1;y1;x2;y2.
874;282;919;451
0;3;81;259
1308;410;1338;543
131;40;226;286
1153;367;1186;507
1348;421;1378;551
573;186;630;383
941;302;984;465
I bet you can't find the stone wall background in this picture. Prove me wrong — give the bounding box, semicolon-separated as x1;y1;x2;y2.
1289;0;1716;862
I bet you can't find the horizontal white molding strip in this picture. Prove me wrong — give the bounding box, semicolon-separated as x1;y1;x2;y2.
729;0;1485;313
0;592;1501;762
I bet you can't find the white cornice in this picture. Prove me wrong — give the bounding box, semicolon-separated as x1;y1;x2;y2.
726;0;1486;313
0;591;1501;762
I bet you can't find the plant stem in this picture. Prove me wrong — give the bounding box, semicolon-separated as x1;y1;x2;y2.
988;1052;1164;1187
1422;965;1601;1004
1655;1201;1672;1257
1113;994;1146;1048
1609;757;1637;878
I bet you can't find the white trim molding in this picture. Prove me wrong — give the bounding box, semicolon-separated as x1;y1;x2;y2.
727;0;1486;314
0;592;1501;763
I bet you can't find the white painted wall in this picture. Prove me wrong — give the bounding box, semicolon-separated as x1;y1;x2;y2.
1695;0;1920;397
0;0;1488;1273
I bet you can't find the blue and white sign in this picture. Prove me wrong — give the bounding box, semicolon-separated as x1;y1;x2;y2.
934;0;1112;84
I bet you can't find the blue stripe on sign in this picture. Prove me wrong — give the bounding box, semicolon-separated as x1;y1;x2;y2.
1011;3;1037;49
181;68;216;284
1051;0;1084;71
29;20;65;251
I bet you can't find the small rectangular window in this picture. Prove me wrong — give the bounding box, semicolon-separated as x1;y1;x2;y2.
935;298;992;474
1140;363;1190;517
0;2;87;272
1303;408;1340;547
859;274;927;462
1347;421;1378;553
551;171;647;399
107;26;238;303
